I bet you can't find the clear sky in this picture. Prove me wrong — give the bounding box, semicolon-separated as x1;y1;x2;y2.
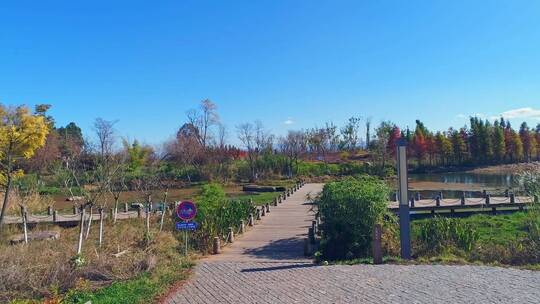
1;1;540;145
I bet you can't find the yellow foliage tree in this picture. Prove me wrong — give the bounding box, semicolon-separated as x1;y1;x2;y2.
0;105;50;230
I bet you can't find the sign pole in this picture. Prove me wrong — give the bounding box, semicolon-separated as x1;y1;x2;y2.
184;229;188;256
176;201;198;256
397;138;411;259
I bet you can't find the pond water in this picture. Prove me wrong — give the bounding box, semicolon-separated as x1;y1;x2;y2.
405;172;519;199
409;172;516;189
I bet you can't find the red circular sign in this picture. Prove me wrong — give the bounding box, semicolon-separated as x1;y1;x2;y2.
176;201;197;221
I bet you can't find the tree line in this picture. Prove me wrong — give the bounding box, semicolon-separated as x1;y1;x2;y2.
1;101;540;231
375;117;540;169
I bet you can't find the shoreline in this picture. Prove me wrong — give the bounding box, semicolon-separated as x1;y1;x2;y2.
410;161;540;175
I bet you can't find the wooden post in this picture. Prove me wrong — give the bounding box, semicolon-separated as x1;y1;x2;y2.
410;197;415;208
265;203;270;213
485;194;491;205
47;206;53;216
256;208;261;220
510;193;515;204
213;237;221;254
249;214;254;226
482;190;487;198
273;198;278;207
53;210;58;223
240;220;245;234
20;206;28;244
308;227;315;244
372;224;383;265
228;227;235;243
436;196;441;207
261;206;266;217
278;196;282;204
461;193;466;206
304;238;311;256
438;191;443;200
505;189;509;198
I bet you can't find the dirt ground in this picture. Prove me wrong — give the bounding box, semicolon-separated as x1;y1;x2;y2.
467;162;540;175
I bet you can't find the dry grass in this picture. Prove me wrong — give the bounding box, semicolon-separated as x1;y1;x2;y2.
0;215;183;303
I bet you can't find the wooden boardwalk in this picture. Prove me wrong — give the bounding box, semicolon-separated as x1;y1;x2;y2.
388;195;533;209
3;209;141;225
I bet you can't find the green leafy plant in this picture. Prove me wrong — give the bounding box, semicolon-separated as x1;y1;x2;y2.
317;175;390;260
416;217;479;254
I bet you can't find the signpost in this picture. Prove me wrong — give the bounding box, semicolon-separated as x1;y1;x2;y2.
397;138;411;259
176;201;198;255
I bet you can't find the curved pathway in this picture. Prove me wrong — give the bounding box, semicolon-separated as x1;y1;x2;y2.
165;184;540;304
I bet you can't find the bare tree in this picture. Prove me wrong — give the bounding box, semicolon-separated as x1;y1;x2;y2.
186;99;219;149
374;121;395;175
340;117;362;151
279;130;307;177
237;121;273;182
94;118;117;159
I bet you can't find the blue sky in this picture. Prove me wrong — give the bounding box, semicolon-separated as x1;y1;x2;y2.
1;1;540;145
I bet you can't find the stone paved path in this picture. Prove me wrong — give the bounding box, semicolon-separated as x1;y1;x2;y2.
165;184;540;304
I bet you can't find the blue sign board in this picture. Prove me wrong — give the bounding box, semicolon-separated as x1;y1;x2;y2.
176;221;198;231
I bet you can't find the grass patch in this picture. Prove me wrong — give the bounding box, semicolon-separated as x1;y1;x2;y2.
411;209;540;268
63;257;193;304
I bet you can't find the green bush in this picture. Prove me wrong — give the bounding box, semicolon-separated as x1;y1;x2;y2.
188;183;255;252
317;176;390;260
415;217;479;254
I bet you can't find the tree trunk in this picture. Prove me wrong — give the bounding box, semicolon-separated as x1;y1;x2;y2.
85;205;93;240
99;208;104;247
0;174;13;232
159;190;168;233
77;207;86;255
113;197;119;224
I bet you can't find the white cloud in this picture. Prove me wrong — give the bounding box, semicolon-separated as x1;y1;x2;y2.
499;107;540;120
456;113;466;118
283;118;294;125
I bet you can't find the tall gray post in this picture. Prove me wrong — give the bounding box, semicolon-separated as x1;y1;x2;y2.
397;139;411;259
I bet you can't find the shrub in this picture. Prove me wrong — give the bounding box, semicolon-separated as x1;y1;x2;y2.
415;217;479;255
317;176;390;260
188;183;254;252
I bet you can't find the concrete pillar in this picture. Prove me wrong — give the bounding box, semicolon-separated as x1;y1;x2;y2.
213;237;221;254
249;214;254;226
228;227;235;243
240;220;245;234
